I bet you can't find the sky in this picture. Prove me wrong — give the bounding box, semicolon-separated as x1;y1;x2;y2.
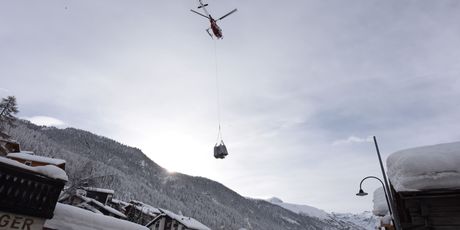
1;0;460;213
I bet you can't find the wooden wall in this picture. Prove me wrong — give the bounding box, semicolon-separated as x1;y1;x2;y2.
393;188;460;230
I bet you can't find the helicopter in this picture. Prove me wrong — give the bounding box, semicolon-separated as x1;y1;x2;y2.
190;0;237;39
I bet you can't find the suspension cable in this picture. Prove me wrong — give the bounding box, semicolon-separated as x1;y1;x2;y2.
214;39;223;143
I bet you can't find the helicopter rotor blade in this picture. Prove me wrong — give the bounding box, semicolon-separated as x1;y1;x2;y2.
191;9;210;19
217;8;237;21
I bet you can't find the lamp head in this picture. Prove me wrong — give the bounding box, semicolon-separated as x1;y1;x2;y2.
356;189;368;196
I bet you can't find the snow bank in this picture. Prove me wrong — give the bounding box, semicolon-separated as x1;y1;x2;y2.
0;157;68;181
387;141;460;192
372;187;388;216
45;203;148;230
381;214;392;225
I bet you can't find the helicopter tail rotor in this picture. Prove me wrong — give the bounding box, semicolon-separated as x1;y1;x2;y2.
198;4;208;9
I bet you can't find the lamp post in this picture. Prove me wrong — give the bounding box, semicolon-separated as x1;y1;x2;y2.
356;176;392;217
373;136;401;230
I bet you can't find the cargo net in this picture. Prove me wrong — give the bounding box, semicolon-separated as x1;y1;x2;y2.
214;125;228;159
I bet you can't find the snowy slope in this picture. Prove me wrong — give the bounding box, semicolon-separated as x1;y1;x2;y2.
9;120;356;230
267;197;379;230
330;212;379;230
267;197;329;219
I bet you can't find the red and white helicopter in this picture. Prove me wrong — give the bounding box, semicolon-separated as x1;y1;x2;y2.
190;0;237;39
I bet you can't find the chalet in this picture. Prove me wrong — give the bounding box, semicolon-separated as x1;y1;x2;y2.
125;200;161;225
81;186;114;205
0;156;67;229
72;194;127;219
387;141;460;230
0;132;20;156
60;187;127;220
109;198;130;214
146;209;211;230
7;151;66;170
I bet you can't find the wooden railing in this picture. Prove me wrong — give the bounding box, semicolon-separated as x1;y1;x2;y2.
0;161;66;219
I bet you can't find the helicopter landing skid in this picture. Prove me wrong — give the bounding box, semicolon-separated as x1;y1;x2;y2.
206;28;214;39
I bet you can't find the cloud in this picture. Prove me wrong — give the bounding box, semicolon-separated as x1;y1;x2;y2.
332;135;373;146
23;116;66;128
3;0;460;214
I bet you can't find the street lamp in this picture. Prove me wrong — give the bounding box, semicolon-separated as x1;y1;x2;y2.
373;136;401;230
356;176;392;217
356;189;368;196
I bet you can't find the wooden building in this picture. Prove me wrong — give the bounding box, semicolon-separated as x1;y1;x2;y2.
0;132;20;156
125;200;160;225
108;198;130;214
60;187;126;220
81;187;114;205
73;194;127;219
0;156;67;229
146;209;211;230
392;187;460;230
7;151;66;170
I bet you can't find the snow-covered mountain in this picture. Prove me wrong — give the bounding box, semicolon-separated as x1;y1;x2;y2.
8;120;375;230
267;197;330;220
267;197;379;230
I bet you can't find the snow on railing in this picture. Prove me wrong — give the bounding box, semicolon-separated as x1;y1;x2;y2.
0;158;66;219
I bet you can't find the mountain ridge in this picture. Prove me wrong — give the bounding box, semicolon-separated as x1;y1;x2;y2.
8;120;371;229
266;197;378;230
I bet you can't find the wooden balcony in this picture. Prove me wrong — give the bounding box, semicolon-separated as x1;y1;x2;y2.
0;160;66;219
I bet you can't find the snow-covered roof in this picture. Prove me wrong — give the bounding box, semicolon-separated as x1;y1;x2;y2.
0;156;68;181
8;151;66;165
160;209;211;230
387;141;460;192
111;199;130;207
78;202;103;214
83;187;115;194
44;203;148;230
130;200;161;216
372;187;389;216
76;194;126;219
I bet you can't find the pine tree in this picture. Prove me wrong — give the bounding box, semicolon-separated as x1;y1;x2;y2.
0;96;19;131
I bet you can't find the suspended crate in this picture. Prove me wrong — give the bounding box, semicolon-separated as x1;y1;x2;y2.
214;140;228;159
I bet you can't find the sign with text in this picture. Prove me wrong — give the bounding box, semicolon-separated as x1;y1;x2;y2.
0;211;45;230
